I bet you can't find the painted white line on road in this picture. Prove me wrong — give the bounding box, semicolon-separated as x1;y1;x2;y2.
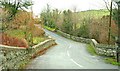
67;44;71;56
69;45;71;48
67;51;70;57
70;59;83;68
66;42;71;57
65;39;84;68
67;45;84;68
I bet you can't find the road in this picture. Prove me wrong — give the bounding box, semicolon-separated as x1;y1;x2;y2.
27;29;118;69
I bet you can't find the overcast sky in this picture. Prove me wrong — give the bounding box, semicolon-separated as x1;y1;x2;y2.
32;0;111;16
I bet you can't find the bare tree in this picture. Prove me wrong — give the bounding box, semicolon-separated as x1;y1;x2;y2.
103;0;112;44
103;0;111;11
73;6;77;31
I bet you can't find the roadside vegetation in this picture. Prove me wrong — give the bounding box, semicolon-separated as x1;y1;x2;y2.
87;43;97;56
44;26;55;31
87;43;120;66
104;57;120;66
0;0;46;48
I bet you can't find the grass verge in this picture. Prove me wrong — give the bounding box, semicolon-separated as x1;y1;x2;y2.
87;43;120;66
87;43;97;56
33;36;47;45
44;26;55;31
104;57;120;66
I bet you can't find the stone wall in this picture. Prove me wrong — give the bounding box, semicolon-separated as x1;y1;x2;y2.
91;39;117;57
95;44;116;56
57;30;91;44
57;30;117;57
0;39;56;69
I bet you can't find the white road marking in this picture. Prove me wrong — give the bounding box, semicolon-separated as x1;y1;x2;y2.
69;45;71;48
70;59;83;68
67;51;70;57
67;45;84;68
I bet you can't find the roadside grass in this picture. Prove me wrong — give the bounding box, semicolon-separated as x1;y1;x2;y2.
44;26;55;31
104;57;120;66
33;37;47;45
87;43;120;66
87;43;97;56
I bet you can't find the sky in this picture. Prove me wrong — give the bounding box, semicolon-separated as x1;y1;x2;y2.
32;0;111;16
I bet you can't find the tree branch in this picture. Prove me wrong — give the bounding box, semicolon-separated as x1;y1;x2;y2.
103;0;110;11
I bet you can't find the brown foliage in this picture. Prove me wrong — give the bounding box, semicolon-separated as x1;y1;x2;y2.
2;11;45;47
89;16;118;44
32;26;45;37
11;11;45;37
0;33;28;48
34;18;41;24
10;11;32;29
26;20;45;37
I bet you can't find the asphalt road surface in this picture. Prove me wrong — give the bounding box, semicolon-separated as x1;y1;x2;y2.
27;29;118;69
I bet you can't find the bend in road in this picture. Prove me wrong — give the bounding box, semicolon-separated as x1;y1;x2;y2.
27;29;118;69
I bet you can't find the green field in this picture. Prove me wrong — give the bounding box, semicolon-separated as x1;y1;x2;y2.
78;9;109;19
75;9;110;28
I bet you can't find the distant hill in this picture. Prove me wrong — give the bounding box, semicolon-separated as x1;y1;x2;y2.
78;9;109;19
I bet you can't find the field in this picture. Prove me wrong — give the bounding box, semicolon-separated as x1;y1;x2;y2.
72;9;110;29
78;9;109;19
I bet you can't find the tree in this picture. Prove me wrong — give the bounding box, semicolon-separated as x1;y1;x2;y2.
0;0;33;21
72;6;77;31
52;9;61;30
62;10;73;34
0;0;33;31
40;4;60;29
41;4;51;26
103;0;111;11
103;0;113;44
